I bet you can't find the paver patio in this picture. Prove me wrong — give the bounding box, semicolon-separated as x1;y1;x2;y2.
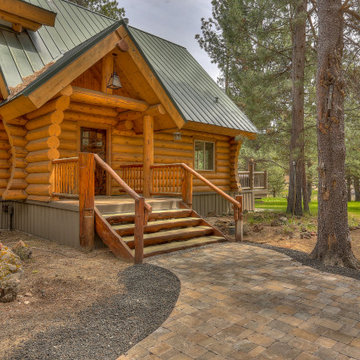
118;243;360;360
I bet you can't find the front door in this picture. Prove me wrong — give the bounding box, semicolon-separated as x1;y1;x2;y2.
80;127;107;195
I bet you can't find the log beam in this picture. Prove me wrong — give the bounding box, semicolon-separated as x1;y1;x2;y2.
71;87;148;111
115;120;133;132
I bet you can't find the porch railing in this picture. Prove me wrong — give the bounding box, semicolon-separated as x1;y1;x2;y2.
52;157;79;198
239;170;268;190
119;164;143;193
151;164;185;195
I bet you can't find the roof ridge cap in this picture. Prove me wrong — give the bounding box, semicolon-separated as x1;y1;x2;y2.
60;0;118;22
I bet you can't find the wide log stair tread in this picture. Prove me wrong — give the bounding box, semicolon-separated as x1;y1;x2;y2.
97;199;226;258
113;217;202;236
138;236;223;257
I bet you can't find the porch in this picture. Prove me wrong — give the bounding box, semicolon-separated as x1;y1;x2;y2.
48;153;244;263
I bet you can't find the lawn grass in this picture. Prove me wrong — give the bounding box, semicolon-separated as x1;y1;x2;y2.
255;197;360;222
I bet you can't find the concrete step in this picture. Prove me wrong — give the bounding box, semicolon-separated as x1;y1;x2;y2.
137;236;225;257
122;226;214;248
103;208;193;225
113;217;202;236
96;197;182;213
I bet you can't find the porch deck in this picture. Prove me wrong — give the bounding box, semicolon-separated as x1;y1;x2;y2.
48;196;182;213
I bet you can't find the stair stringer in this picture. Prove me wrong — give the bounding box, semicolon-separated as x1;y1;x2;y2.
94;207;134;261
179;201;228;240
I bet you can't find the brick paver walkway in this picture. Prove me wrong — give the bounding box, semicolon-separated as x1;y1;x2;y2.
118;243;360;360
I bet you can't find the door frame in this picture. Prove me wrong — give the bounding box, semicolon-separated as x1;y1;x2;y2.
77;121;112;196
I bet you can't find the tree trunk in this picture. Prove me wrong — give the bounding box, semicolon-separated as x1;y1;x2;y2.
287;0;306;216
311;0;359;268
354;176;360;201
302;160;309;212
346;175;352;202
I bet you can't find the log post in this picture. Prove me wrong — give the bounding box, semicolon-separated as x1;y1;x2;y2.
101;53;113;95
182;170;193;207
264;170;268;190
248;160;254;190
134;197;145;264
234;195;243;242
79;152;95;251
143;114;154;198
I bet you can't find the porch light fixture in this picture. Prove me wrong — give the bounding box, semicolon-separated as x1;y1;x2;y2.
173;131;182;141
107;53;122;90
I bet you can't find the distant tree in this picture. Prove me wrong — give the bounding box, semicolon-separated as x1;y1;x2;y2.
69;0;125;20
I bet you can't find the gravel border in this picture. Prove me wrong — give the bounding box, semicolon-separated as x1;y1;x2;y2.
244;241;360;280
6;264;180;360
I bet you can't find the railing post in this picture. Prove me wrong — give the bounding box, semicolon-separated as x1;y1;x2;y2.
143;114;154;198
248;160;254;190
182;170;193;207
134;197;145;264
264;170;268;189
234;195;243;242
79;152;95;251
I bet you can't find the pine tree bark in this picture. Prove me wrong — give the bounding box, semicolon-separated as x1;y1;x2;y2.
287;0;306;216
311;0;359;268
354;176;360;201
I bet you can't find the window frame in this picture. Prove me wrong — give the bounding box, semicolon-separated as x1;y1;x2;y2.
194;140;216;172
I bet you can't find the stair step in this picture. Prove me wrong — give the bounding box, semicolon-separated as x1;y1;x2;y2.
104;208;193;225
136;236;225;257
96;198;182;213
113;217;202;236
122;226;214;248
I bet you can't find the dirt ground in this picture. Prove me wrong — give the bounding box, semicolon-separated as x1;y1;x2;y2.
2;214;360;358
0;231;130;359
207;214;360;258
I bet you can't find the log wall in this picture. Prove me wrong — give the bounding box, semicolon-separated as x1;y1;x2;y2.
2;117;28;200
56;100;242;195
24;95;70;202
0;120;11;196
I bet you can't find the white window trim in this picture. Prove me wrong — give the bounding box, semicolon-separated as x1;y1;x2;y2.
194;140;215;171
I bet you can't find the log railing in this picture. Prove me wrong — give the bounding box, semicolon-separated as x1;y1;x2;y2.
52;157;79;198
53;154;151;263
151;164;185;195
150;163;243;241
119;164;143;193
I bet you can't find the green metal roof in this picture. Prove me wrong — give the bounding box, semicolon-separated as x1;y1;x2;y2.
0;0;115;91
127;26;258;134
0;1;257;134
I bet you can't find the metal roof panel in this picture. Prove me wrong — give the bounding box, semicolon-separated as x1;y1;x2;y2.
0;0;117;94
128;26;258;134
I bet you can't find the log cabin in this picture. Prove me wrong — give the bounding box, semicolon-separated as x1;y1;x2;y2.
0;0;258;263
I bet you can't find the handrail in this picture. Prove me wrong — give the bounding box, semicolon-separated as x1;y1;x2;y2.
93;154;152;214
151;163;241;209
53;157;79;164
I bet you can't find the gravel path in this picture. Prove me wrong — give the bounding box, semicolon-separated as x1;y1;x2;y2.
245;241;360;280
6;264;180;360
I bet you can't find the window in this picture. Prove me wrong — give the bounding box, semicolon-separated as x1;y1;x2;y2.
195;140;215;171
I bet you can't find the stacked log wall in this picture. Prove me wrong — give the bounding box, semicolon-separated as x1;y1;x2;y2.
24;96;70;202
0;120;12;196
2;117;28;200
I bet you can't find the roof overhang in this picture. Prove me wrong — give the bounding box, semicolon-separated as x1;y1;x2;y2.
0;22;122;121
183;121;257;139
0;0;56;31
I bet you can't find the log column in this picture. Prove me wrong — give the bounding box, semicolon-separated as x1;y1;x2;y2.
229;137;242;191
143;114;154;198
